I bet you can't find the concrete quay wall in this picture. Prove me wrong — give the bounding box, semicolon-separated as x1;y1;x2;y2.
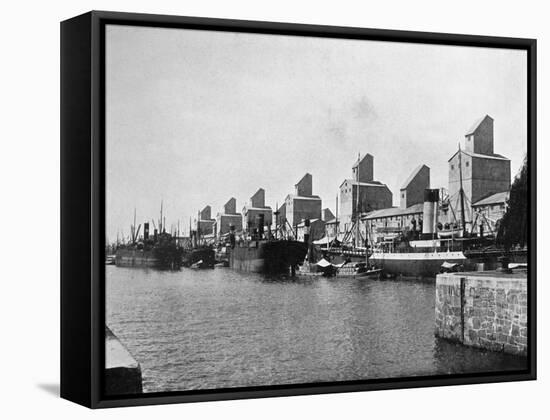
435;272;527;356
105;326;143;395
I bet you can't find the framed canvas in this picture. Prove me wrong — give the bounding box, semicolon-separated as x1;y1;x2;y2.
60;10;536;408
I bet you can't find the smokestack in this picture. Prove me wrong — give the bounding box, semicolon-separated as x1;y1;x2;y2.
144;222;150;240
258;214;264;239
304;218;311;244
422;189;439;236
229;224;236;248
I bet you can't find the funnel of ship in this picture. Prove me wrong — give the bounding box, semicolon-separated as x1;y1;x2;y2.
422;188;439;236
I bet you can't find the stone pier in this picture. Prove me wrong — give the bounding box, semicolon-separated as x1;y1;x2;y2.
435;271;528;356
105;326;143;395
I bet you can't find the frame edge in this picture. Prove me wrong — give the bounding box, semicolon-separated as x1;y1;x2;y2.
60;11;94;408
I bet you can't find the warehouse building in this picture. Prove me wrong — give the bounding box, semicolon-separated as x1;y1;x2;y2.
338;153;392;235
471;191;509;236
242;188;273;234
215;197;243;238
364;203;424;243
281;173;322;231
195;205;215;236
364;164;430;243
448;115;511;225
400;164;430;209
296;218;326;242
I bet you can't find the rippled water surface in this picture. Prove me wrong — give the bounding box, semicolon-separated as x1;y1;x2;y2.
106;266;526;393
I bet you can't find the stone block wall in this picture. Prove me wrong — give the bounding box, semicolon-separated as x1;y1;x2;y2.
434;276;464;342
435;273;527;356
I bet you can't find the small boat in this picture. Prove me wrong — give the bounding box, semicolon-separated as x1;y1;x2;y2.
439;261;463;273
437;228;463;239
182;247;216;269
315;259;381;278
356;267;383;278
190;260;204;269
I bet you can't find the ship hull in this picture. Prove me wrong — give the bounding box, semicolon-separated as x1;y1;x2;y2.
229;240;308;274
115;249;158;268
370;251;466;278
115;247;182;269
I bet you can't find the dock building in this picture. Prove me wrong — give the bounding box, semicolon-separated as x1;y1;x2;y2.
281;173;322;232
339;154;392;235
365;164;430;243
215;197;243;238
400;164;430;209
471;191;509;236
322;208;335;222
275;202;286;230
296;218;326;242
317;208;339;243
242;188;272;234
196;205;215;236
448;115;511;227
363;116;511;242
365;204;424;243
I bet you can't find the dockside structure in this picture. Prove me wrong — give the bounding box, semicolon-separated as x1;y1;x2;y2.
277;173;323;238
448;115;511;229
364;115;511;242
242;188;273;235
365;164;430;243
338;154;392;235
215;197;243;239
195;205;215;236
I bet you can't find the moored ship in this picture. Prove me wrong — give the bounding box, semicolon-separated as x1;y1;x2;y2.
229;239;308;274
115;217;183;270
115;232;183;269
369;189;467;277
181;213;216;269
228;215;308;274
369;242;466;277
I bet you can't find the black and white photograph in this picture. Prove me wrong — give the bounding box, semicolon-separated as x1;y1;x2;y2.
4;0;550;417
103;21;531;396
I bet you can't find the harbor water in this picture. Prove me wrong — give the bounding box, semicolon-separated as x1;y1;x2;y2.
106;266;526;393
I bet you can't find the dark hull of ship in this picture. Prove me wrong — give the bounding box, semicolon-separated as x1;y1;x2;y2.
115;249;158;268
229;240;308;274
115;247;182;269
370;251;466;278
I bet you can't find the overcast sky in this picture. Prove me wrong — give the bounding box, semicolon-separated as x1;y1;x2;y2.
106;24;527;242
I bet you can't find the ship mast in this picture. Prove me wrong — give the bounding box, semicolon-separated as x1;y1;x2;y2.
355;152;361;249
197;210;201;246
366;219;370;266
335;194;338;238
274;202;279;240
458;144;466;237
132;207;137;244
328;195;338;253
159;200;163;234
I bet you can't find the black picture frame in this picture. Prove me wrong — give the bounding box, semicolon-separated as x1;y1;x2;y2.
60;10;537;409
